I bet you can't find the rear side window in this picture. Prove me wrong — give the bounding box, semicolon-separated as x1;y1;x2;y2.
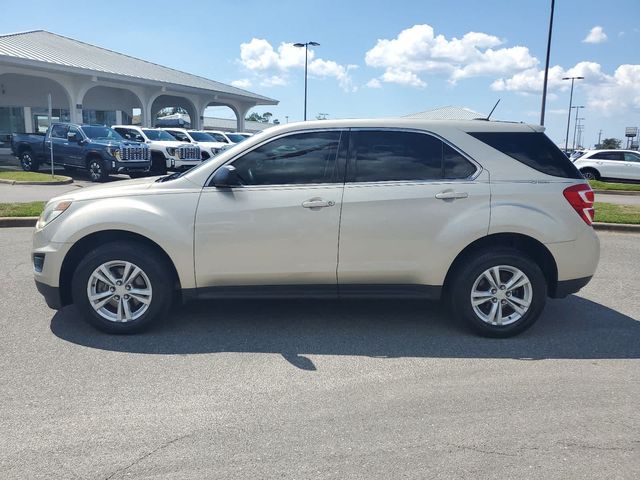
469;131;582;179
349;130;476;182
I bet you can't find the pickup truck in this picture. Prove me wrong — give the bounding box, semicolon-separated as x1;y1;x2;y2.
11;123;151;182
112;125;201;174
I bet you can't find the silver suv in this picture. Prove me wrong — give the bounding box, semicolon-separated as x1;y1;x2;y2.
32;119;599;337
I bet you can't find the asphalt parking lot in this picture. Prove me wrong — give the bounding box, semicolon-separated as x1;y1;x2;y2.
0;228;638;479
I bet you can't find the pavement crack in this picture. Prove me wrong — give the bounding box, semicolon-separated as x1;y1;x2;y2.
104;433;192;479
450;444;517;457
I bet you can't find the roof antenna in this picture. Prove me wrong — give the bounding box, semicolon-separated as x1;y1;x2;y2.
486;99;501;120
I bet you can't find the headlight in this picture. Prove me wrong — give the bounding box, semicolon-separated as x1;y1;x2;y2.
36;200;72;229
166;147;177;157
211;147;221;155
108;147;122;161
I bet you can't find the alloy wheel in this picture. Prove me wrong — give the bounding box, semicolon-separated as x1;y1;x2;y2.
470;265;533;326
86;260;152;323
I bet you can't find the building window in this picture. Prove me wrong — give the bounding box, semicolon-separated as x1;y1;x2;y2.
0;107;25;148
121;111;133;125
82;110;116;126
31;108;71;134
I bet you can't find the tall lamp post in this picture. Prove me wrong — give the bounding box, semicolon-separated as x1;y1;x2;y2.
293;41;320;121
572;107;585;149
562;76;584;153
540;0;555;126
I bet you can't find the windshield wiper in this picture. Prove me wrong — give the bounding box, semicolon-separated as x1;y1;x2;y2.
156;172;182;182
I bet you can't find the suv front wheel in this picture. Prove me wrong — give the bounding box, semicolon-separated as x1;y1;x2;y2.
71;242;172;333
448;249;547;337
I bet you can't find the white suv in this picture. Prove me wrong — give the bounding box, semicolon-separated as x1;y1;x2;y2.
573;149;640;181
32;119;599;337
112;125;201;174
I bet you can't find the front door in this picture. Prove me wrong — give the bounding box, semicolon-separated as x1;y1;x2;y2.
337;129;491;289
622;152;640;180
194;130;346;291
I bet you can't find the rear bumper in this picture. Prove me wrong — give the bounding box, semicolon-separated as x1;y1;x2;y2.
35;280;62;310
551;276;592;298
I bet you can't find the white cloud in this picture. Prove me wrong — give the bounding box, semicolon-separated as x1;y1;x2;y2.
366;78;382;88
364;24;538;88
492;61;640;116
238;38;355;91
231;78;252;89
583;26;608;44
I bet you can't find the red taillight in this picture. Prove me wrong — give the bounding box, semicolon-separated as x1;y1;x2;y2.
563;184;595;226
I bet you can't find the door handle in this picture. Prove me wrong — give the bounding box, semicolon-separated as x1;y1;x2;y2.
435;191;468;200
302;198;335;209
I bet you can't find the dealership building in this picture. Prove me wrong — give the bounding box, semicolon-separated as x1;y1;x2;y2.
0;30;278;151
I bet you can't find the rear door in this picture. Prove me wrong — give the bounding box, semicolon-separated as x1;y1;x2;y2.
194;129;347;291
623;152;640;180
337;129;490;290
46;124;69;165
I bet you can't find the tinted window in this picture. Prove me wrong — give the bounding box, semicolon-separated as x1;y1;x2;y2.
207;132;229;142
81;126;123;141
624;152;640;162
591;152;624;161
166;130;189;142
189;132;215;142
349;130;474;182
231;131;342;185
142;129;177;141
470;131;582;179
444;144;476;179
50;124;68;139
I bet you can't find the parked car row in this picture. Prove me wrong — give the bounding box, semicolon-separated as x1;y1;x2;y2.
572;149;640;182
11;123;252;181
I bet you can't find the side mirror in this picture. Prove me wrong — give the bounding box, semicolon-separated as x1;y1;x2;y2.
67;132;79;142
212;165;242;187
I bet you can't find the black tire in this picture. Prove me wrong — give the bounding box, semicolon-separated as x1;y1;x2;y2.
71;242;173;334
20;150;39;172
447;248;547;337
580;168;600;181
87;157;109;182
151;153;167;175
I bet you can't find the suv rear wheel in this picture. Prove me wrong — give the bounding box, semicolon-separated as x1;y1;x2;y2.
579;168;600;181
448;249;547;337
71;242;172;333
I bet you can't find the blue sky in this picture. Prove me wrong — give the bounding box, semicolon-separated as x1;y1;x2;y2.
1;0;638;146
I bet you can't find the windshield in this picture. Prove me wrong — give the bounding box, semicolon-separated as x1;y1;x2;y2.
81;126;123;141
226;133;246;143
189;131;216;142
143;129;178;141
206;132;229;143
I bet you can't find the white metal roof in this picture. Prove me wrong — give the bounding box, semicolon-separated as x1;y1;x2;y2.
404;106;485;121
0;30;277;104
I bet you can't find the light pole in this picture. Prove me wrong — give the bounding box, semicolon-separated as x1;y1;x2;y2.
293;41;320;121
540;0;555;126
563;76;584;153
597;129;603;147
571;106;585;150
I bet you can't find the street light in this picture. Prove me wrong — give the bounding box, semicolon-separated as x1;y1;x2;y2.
572;108;585;149
293;41;320;121
540;0;556;126
562;76;584;153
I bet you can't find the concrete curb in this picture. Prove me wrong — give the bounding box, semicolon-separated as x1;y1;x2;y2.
0;217;38;227
0;176;73;186
592;222;640;233
594;189;640;197
1;216;638;233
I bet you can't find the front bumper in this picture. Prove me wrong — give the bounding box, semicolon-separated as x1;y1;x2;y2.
35;280;62;309
112;161;151;173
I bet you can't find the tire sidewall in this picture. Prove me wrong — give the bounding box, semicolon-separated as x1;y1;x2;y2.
71;243;172;333
20;151;38;171
450;250;547;337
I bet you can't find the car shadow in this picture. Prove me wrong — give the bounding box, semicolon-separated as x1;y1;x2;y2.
50;295;640;369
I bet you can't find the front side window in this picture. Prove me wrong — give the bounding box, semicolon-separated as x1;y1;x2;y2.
50;124;68;139
589;151;624;161
231;131;342;186
349;130;475;182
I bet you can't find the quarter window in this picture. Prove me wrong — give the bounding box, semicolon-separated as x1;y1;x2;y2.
231;131;342;185
349;130;475;182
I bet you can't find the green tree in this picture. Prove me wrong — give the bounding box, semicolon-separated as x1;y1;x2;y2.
600;138;622;149
245;111;274;123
